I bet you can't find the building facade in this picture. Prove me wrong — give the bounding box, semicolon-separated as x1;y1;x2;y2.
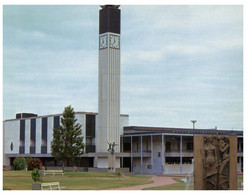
3;114;243;174
3;112;129;169
121;126;243;174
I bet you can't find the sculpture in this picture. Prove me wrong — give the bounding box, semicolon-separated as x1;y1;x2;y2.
107;141;117;155
203;135;230;190
218;136;230;190
204;136;219;190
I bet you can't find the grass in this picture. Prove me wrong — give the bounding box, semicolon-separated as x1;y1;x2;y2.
3;171;153;190
143;176;193;190
143;175;243;190
3;171;243;190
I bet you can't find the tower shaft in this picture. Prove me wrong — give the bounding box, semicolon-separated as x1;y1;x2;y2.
97;5;121;154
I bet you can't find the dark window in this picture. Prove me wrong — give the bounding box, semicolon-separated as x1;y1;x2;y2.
86;145;96;153
166;142;171;152
182;157;193;164
166;157;180;164
20;120;25;141
30;119;36;141
86;115;95;137
42;117;47;140
80;157;94;167
186;142;193;150
30;146;35;154
54;116;60;130
19;146;25;154
123;137;131;152
10;142;13;151
41;146;47;154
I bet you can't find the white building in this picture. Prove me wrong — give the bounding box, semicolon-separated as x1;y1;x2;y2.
3;113;243;174
3;112;129;170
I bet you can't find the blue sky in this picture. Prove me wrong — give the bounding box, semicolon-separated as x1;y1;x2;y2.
3;5;243;130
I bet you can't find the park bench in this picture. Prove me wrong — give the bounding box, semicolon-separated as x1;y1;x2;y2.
44;170;64;176
41;182;63;190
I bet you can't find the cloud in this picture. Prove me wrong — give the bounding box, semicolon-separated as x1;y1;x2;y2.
3;5;243;130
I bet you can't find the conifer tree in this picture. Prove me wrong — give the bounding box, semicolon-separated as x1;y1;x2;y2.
51;105;85;172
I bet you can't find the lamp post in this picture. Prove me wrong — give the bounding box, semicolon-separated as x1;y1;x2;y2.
191;120;197;129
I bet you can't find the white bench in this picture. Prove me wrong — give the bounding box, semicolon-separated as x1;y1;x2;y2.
41;182;62;190
44;170;64;176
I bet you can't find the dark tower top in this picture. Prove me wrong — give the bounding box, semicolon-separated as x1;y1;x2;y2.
99;5;121;34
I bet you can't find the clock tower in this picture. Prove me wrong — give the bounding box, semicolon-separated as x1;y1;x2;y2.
96;5;121;168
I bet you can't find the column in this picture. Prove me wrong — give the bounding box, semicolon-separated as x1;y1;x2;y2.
180;134;182;174
121;136;123;168
140;136;143;174
161;134;164;175
131;136;133;172
151;135;153;170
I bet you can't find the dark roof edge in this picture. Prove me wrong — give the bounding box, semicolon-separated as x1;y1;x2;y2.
124;126;243;133
4;112;129;122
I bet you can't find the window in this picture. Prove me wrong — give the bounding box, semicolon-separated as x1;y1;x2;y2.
42;117;47;140
10;142;13;151
86;115;95;137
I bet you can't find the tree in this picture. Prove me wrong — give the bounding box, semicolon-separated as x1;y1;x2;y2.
51;105;85;172
13;157;26;170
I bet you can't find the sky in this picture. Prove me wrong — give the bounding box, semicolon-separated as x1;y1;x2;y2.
3;4;243;130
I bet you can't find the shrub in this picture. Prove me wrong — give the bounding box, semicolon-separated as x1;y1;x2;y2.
25;157;32;164
117;172;122;177
27;158;42;170
31;168;40;183
13;157;26;170
3;186;12;190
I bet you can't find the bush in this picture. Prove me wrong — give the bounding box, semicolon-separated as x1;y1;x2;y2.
27;158;42;170
13;157;26;170
3;186;12;190
31;168;40;183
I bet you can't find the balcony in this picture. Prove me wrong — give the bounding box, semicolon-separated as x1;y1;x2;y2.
41;146;47;154
30;146;35;154
86;145;95;153
165;150;193;157
19;146;25;154
130;150;151;157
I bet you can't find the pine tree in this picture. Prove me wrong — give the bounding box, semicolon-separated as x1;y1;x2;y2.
51;105;85;172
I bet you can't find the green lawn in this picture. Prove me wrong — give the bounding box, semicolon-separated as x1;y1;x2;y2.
143;175;243;190
3;171;153;190
3;171;243;190
143;177;193;190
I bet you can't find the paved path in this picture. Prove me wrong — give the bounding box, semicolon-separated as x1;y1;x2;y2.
111;176;178;190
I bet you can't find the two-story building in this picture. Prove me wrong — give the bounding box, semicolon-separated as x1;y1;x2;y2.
3;112;243;174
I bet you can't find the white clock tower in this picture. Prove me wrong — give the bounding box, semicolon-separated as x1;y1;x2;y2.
96;5;121;168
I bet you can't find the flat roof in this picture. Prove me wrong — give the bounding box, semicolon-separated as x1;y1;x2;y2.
4;111;129;122
123;126;243;136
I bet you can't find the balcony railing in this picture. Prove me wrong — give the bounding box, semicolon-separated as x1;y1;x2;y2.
86;145;95;153
132;150;151;153
165;149;193;153
19;146;25;154
30;146;35;154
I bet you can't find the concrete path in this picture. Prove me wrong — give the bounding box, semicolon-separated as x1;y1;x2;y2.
111;176;178;190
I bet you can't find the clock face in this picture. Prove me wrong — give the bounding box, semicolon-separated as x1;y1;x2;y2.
99;34;108;49
109;34;120;49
